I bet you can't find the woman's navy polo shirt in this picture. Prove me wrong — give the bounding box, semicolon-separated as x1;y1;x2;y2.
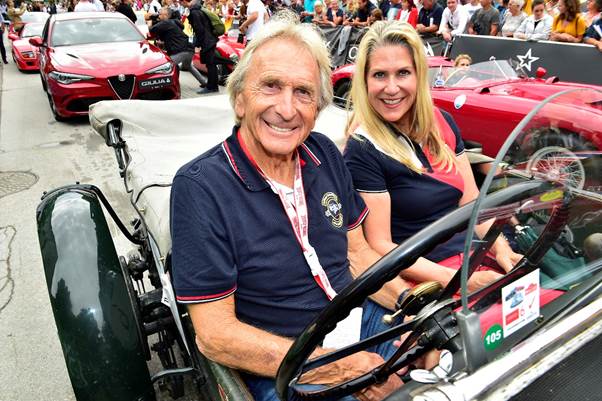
170;128;368;338
343;110;466;262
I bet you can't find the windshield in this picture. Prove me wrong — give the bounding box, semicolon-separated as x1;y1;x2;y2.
21;12;50;23
431;60;525;88
460;88;602;360
51;18;143;47
21;23;44;38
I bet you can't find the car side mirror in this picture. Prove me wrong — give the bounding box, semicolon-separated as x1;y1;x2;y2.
8;33;19;41
29;37;44;47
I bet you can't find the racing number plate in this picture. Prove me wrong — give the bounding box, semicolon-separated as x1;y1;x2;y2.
138;76;173;90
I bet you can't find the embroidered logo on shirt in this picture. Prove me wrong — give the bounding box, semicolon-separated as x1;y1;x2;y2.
321;192;343;228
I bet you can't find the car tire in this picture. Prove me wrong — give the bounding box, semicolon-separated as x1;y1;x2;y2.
334;80;351;108
36;187;155;401
527;146;586;189
46;91;68;122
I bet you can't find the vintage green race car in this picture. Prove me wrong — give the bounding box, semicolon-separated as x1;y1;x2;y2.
36;89;602;401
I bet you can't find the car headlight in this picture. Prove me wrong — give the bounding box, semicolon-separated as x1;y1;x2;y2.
229;53;239;63
21;51;35;58
48;71;95;85
145;62;173;75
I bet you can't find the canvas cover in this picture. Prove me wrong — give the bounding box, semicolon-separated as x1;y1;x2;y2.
89;95;350;256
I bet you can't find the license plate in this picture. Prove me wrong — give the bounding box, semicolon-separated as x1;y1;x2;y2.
138;76;173;90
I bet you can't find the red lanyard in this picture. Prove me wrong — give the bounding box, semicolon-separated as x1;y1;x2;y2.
237;131;337;300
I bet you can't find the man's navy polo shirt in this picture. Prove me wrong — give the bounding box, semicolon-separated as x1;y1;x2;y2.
170;128;368;338
343;110;466;262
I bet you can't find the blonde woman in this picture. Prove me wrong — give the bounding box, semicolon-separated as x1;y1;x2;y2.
344;21;521;290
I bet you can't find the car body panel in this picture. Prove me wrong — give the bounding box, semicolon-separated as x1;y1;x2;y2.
36;188;154;401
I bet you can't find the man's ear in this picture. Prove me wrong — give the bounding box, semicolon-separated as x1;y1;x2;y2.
234;92;245;120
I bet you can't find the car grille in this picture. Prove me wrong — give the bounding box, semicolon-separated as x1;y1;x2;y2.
107;75;135;99
66;97;113;113
137;89;177;101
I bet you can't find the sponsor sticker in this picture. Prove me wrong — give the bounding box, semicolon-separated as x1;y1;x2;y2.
540;189;563;202
483;324;503;351
501;269;540;337
138;76;172;90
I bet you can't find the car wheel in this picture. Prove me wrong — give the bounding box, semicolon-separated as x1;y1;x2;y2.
47;91;68;122
527;131;599;190
526;146;586;190
334;80;351;108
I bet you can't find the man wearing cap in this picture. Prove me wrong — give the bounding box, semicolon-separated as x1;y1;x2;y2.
171;20;413;401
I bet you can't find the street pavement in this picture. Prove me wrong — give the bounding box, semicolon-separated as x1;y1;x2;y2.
0;37;221;401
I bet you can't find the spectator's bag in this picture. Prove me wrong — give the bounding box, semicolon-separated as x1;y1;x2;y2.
202;7;226;36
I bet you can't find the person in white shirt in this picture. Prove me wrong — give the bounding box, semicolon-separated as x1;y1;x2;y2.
239;0;266;41
463;0;481;17
93;0;105;10
513;0;552;39
438;0;469;40
74;0;100;11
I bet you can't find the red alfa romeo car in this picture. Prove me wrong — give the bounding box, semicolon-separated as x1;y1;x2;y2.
31;12;180;121
8;22;44;71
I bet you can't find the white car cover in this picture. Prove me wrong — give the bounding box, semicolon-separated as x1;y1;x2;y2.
89;95;351;256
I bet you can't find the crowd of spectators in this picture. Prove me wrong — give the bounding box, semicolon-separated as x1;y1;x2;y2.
1;0;601;66
0;0;599;86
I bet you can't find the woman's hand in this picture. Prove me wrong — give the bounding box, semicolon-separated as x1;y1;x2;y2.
467;270;503;292
494;248;523;273
492;238;523;273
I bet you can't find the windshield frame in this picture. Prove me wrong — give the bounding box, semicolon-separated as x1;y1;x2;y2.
430;59;527;89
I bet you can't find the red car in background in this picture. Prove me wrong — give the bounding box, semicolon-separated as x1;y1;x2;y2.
331;59;602;157
31;12;180;121
9;22;44;71
8;11;49;35
192;33;245;85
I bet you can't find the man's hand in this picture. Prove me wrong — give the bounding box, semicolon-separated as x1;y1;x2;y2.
299;351;403;401
239;24;247;33
416;23;426;33
355;374;403;401
442;31;452;41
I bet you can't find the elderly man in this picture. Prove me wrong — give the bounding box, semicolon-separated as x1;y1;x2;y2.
170;21;413;401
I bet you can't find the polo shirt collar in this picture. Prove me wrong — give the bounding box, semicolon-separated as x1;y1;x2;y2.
221;126;322;192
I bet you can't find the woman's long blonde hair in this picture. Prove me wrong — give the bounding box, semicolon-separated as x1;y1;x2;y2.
347;21;455;173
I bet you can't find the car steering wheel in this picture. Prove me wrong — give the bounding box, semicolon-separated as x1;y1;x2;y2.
275;180;548;401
